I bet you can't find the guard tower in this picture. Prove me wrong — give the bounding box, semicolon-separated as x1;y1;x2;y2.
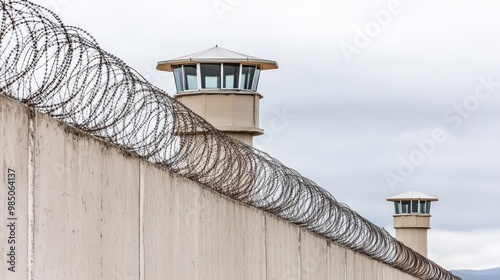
387;190;438;257
157;46;278;146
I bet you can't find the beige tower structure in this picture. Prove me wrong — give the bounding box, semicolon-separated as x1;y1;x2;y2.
387;190;438;257
157;46;278;146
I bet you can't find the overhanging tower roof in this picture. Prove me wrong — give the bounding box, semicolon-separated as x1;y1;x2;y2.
387;190;438;202
156;45;279;71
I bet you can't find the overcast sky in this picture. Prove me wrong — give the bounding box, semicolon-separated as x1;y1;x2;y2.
37;0;500;270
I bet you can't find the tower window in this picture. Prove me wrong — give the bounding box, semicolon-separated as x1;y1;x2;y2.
241;65;256;90
412;201;418;213
184;65;198;90
401;201;410;213
252;69;261;91
420;201;427;214
223;64;240;89
200;64;221;89
173;63;261;93
173;66;184;92
394;201;401;214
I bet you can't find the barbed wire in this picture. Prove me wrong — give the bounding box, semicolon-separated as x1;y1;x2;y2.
0;1;460;279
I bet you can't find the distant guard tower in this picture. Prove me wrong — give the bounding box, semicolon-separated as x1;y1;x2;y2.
387;190;438;257
157;46;278;146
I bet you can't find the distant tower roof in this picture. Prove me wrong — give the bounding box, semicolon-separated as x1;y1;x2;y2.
156;45;279;71
387;190;438;202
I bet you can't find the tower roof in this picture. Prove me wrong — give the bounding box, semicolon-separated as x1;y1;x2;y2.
156;45;279;71
386;190;438;202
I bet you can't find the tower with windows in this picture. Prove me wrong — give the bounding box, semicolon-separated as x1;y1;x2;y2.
157;46;278;146
386;190;438;257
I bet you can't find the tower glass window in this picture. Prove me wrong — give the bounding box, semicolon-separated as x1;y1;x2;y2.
394;200;432;215
394;201;401;214
184;65;198;90
401;201;410;213
173;66;184;92
172;63;263;92
420;201;427;214
200;64;221;89
223;64;240;89
251;68;261;91
241;65;256;90
412;201;418;213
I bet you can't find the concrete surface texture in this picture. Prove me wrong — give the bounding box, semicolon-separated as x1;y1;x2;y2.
1;94;418;279
393;215;432;257
175;92;263;146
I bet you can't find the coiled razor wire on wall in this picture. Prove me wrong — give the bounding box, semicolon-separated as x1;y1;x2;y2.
0;1;460;279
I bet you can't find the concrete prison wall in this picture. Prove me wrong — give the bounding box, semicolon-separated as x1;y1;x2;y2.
0;93;419;279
